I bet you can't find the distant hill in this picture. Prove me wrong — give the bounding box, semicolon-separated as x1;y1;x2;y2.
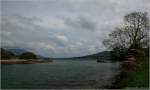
3;47;51;60
2;47;111;61
1;48;15;59
6;48;27;55
54;51;111;60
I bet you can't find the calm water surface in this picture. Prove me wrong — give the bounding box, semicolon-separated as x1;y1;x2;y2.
1;60;121;89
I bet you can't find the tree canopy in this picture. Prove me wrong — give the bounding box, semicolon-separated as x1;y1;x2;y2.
103;12;149;50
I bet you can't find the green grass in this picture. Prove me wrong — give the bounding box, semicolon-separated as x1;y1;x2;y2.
120;57;149;88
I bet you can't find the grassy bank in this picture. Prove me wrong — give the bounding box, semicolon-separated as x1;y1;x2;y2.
112;52;149;89
110;49;149;89
120;58;149;88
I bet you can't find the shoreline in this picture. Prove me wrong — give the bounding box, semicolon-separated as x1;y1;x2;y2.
1;59;53;64
109;52;149;89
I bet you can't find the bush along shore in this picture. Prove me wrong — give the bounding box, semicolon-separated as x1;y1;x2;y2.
110;49;149;89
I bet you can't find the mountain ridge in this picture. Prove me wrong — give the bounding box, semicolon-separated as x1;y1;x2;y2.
3;47;111;60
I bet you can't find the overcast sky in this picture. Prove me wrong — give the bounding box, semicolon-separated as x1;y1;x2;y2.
1;0;150;57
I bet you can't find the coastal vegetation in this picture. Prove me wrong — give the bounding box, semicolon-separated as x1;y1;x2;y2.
0;48;52;64
120;52;149;88
103;11;149;88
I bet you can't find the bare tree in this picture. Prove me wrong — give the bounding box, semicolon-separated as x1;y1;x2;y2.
103;12;149;49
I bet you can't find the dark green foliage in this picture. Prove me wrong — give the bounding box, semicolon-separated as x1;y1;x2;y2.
111;47;128;61
1;48;15;59
143;47;149;57
129;42;142;50
119;56;149;88
19;52;37;59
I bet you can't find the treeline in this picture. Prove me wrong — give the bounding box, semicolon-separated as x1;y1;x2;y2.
110;47;149;61
1;48;38;60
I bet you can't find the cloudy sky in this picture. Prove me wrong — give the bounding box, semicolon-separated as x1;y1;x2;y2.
1;0;150;58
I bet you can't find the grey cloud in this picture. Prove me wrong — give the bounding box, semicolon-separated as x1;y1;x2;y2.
78;16;96;30
1;15;100;57
64;16;96;31
1;16;70;56
1;0;150;57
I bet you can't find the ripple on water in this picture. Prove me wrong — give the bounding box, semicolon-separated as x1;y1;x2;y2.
1;60;121;89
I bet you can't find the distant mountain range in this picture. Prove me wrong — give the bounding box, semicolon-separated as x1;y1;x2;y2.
6;48;27;55
3;48;46;59
3;47;111;60
53;51;111;60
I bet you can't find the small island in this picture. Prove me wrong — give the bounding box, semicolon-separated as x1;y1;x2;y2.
1;48;53;65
